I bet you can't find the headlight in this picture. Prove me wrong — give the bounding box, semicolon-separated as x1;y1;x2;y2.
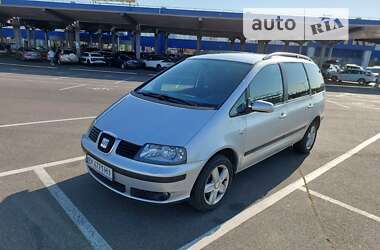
135;144;187;165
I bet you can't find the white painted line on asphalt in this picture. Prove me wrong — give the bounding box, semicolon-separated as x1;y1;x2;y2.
148;73;156;76
70;68;137;75
0;116;95;128
326;100;350;109
0;62;56;69
34;167;112;250
299;187;380;223
182;133;380;250
59;84;87;91
0;156;84;178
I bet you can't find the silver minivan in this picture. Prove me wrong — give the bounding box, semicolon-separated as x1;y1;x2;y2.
81;52;325;211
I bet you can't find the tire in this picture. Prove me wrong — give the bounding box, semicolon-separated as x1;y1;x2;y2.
86;59;90;65
293;121;318;154
358;78;365;85
331;75;338;82
156;64;162;71
189;155;233;211
121;63;126;70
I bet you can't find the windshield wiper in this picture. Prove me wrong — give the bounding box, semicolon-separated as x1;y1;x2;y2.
137;91;200;107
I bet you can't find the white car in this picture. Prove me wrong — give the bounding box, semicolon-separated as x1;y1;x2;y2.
58;50;79;64
143;56;175;70
366;66;380;78
331;69;376;85
80;52;106;65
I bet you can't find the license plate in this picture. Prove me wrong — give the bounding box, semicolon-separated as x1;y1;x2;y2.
86;155;113;181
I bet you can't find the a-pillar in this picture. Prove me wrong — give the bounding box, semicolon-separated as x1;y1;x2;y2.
11;18;22;49
196;34;202;52
361;50;372;68
240;37;246;52
73;21;81;57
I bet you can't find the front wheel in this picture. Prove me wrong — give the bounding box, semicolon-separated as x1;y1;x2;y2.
331;75;338;82
294;121;318;154
189;155;233;211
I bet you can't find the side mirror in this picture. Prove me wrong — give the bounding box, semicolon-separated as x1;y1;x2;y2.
249;100;274;113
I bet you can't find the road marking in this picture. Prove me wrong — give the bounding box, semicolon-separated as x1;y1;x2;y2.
59;84;87;91
299;187;380;223
34;167;112;250
182;133;380;250
326;100;349;109
0;156;84;178
148;73;156;76
70;68;137;75
0;62;56;69
0;116;95;128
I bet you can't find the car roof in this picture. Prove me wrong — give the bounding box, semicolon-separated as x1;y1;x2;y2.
191;52;312;65
191;52;265;64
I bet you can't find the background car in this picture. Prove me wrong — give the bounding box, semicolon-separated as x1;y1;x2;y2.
99;51;114;66
58;50;79;64
0;44;10;55
143;55;175;70
17;48;42;61
80;52;106;65
366;66;380;79
330;68;376;85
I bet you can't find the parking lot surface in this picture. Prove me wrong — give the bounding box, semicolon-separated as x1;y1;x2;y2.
0;59;379;250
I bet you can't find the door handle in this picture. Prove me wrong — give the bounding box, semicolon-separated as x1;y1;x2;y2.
279;112;287;119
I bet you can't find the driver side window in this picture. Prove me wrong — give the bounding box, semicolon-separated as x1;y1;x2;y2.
248;64;284;105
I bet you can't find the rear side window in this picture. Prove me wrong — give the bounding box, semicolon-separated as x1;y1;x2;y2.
282;63;310;100
248;64;284;105
304;63;325;94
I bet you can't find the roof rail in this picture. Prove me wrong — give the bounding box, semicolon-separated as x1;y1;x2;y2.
263;52;312;61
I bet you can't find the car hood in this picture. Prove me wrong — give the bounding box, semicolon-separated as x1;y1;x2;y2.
95;94;216;146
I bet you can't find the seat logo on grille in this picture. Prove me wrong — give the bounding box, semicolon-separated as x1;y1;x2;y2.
100;138;110;149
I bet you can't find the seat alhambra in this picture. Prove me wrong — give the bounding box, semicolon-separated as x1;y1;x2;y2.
81;52;325;211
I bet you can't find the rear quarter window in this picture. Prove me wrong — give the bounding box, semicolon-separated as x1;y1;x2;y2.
304;63;325;94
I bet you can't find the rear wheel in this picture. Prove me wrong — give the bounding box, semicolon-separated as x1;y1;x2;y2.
358;78;365;85
294;121;318;154
156;64;162;71
189;155;233;211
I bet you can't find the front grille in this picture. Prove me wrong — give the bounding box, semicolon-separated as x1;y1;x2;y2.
116;140;142;159
89;126;101;142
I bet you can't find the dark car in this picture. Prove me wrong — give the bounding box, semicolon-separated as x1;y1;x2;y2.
111;53;144;69
99;51;114;66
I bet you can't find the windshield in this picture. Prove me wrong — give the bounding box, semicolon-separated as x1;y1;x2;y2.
136;58;252;108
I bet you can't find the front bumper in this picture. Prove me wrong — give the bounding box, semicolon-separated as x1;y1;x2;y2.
81;135;204;204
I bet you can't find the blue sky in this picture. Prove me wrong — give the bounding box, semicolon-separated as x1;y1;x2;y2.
134;0;380;18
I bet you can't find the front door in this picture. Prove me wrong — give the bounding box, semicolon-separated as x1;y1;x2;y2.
242;64;289;170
